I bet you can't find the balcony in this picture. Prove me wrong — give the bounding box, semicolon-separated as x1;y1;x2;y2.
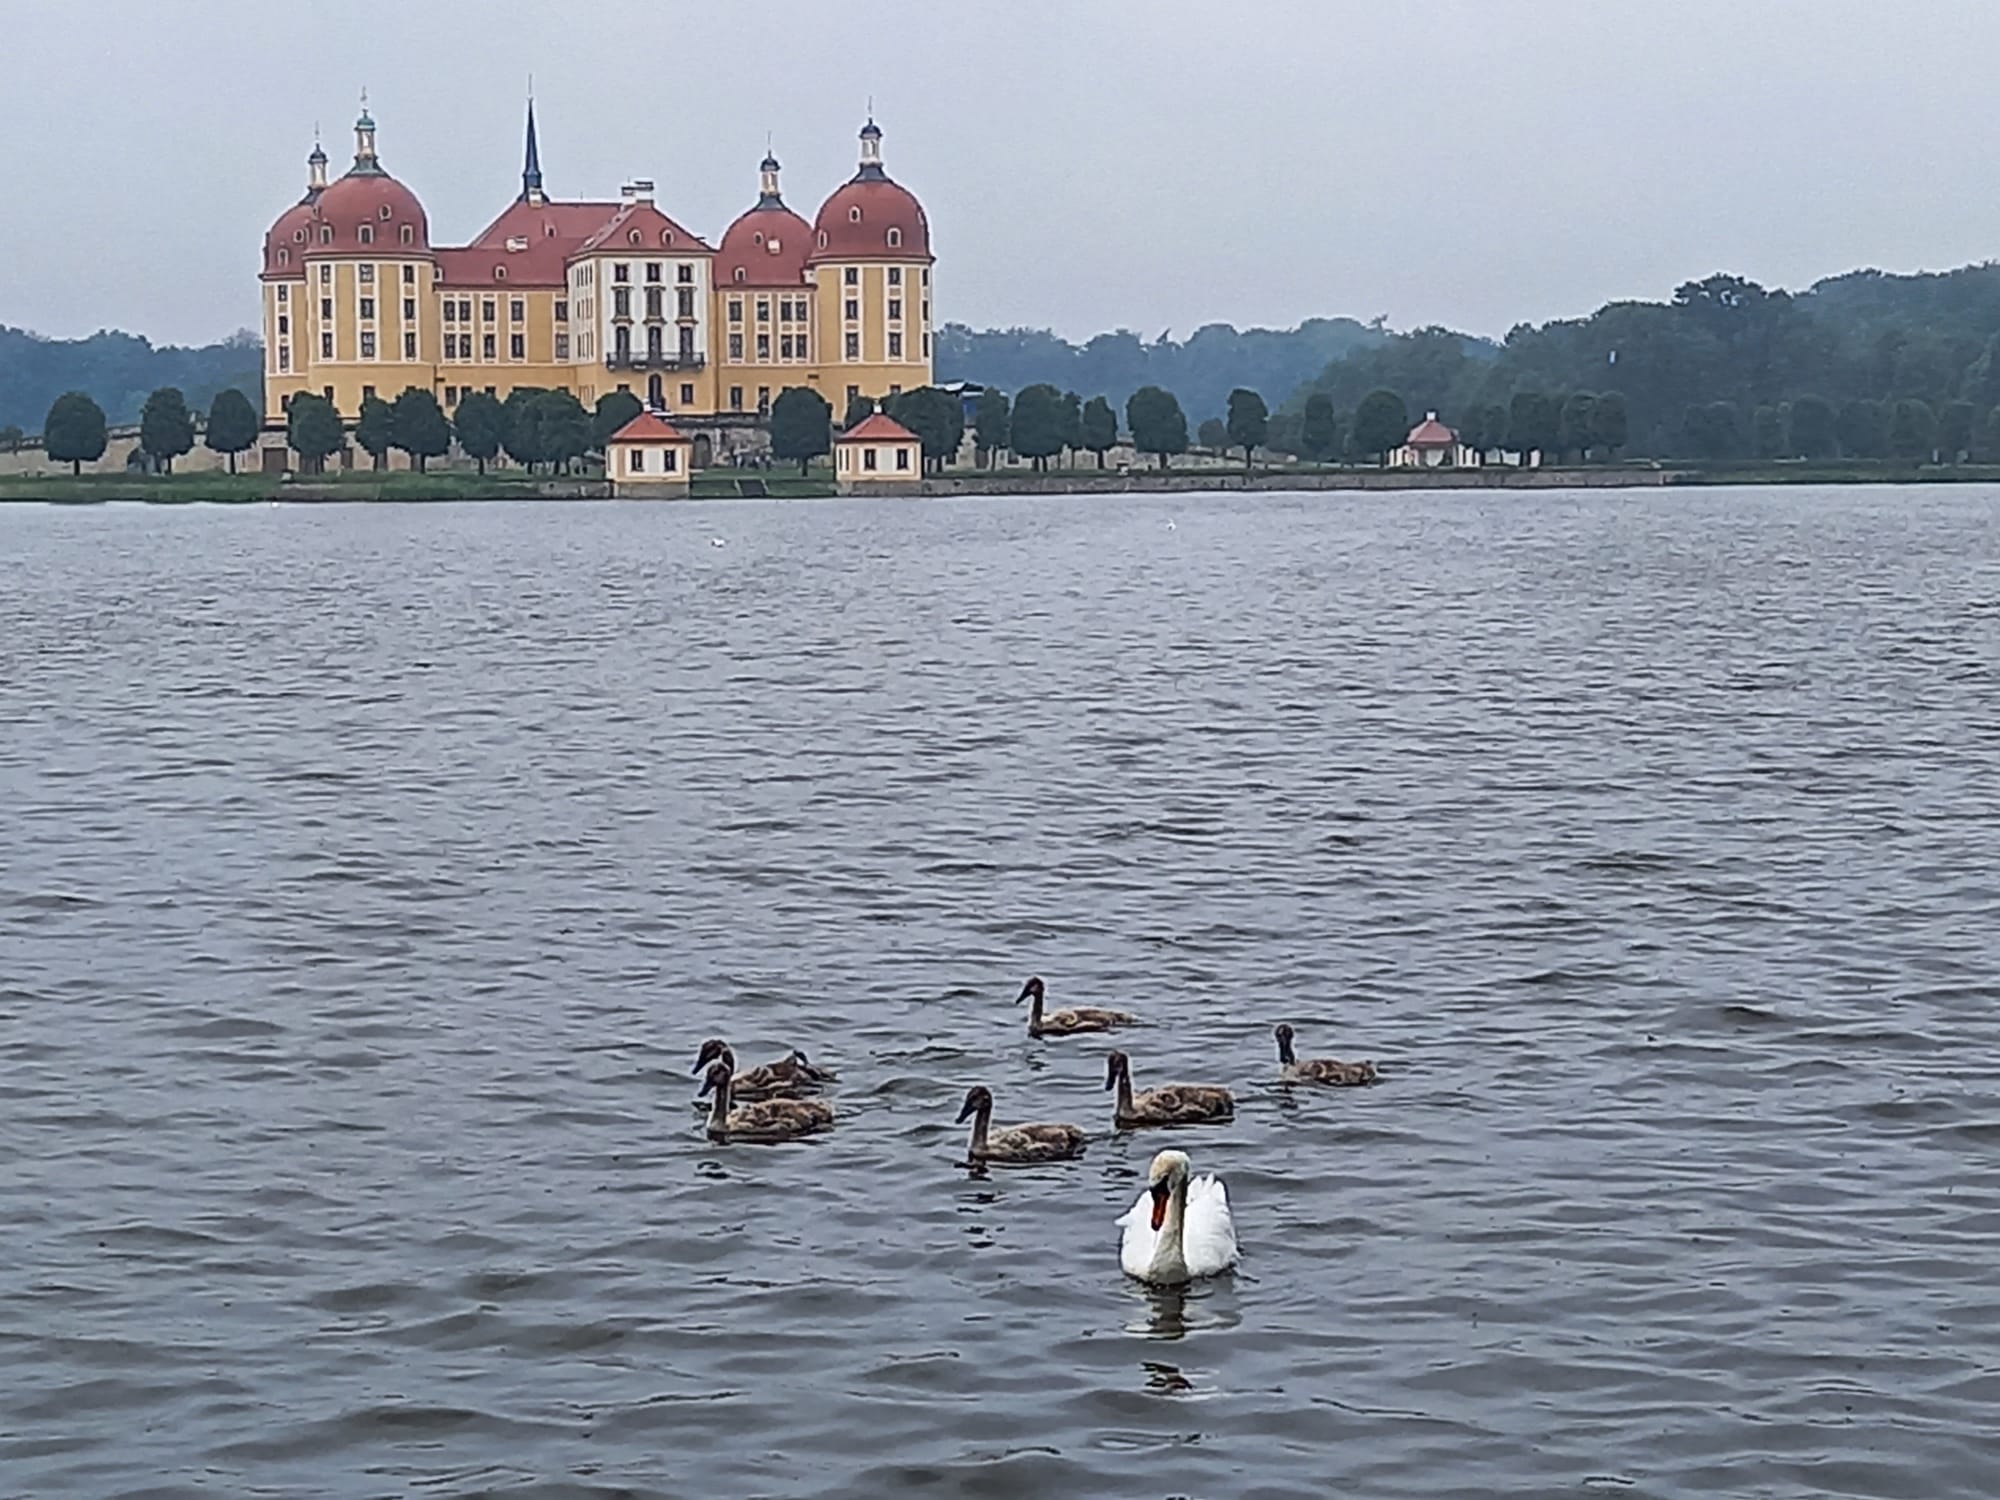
603;351;706;372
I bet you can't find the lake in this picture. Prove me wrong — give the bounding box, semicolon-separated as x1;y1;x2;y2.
3;486;1998;1498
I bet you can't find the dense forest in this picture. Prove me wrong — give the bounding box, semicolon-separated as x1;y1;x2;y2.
0;326;262;433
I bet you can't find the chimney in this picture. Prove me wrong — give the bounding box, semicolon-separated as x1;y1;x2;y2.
629;178;655;205
619;182;638;205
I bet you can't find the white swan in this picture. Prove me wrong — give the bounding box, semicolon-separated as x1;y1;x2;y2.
1116;1148;1238;1285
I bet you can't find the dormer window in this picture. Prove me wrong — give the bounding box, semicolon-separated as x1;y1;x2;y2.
293;228;306;243
494;266;507;280
277;248;290;267
817;230;828;248
379;204;392;220
320;226;334;244
848;206;862;223
887;227;902;248
734;267;745;282
753;231;764;246
358;224;374;245
660;230;673;246
628;229;642;245
400;225;414;245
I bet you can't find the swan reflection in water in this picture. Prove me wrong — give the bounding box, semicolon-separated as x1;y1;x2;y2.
1123;1279;1243;1342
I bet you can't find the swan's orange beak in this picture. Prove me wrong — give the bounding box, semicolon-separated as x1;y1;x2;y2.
1149;1182;1170;1231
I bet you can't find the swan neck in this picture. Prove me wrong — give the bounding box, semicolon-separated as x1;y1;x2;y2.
706;1076;731;1131
1277;1031;1295;1064
1153;1172;1191;1276
966;1101;990;1156
1115;1065;1134;1118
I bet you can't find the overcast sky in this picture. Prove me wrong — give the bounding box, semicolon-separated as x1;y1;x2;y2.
6;0;1999;347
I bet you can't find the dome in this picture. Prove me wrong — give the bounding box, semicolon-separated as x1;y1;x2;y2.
261;198;318;278
808;120;932;264
307;171;430;254
719;203;811;287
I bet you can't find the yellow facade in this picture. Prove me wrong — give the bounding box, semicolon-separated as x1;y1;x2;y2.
259;107;935;444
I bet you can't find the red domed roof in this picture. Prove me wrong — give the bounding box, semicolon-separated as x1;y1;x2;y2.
719;203;811;287
307;171;430;254
261;197;318;279
809;176;931;264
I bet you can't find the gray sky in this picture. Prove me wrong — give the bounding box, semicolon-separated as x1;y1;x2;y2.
7;0;1998;347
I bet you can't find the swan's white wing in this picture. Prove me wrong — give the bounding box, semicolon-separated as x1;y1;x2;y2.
1183;1174;1239;1277
1117;1188;1160;1279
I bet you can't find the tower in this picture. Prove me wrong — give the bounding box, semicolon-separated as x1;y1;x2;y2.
521;96;545;205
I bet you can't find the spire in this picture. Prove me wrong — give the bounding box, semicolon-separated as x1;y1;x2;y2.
351;89;383;176
521;92;545;205
307;127;328;196
857;113;885;181
758;145;783;208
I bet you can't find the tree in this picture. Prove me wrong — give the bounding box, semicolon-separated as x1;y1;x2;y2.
1591;392;1628;458
1504;392;1556;459
972;387;1010;465
843;393;876;430
1938;399;1976;463
591;390;644;452
1977;405;2000;464
1787;394;1836;459
1011;382;1067;471
1455;403;1489;454
44;391;108;474
454;391;504;474
1226;387;1268;469
1352;388;1411;462
1079;395;1117;468
390;387;451;472
1681;401;1745;459
0;424;22;454
1125;385;1188;469
354;395;394;471
1299;393;1339;461
1888;398;1936;461
1196;417;1228;451
1557;392;1598;463
203;389;259;474
502;388;549;469
769;386;833;474
885;386;964;473
1752;404;1785;460
285;392;344;474
1836;399;1888;459
531;389;591;473
1059;390;1083;466
139;386;195;473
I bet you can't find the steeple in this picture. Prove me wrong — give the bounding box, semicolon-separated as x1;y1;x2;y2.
758;147;783;208
856;115;886;181
350;90;384;176
307;129;328;196
521;93;545;205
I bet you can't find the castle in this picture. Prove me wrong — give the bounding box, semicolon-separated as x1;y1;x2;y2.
258;100;934;449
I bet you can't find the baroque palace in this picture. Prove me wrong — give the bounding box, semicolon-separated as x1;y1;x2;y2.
258;100;934;440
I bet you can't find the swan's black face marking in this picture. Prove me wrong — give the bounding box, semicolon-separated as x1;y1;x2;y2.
693;1038;729;1074
955;1086;991;1124
1104;1051;1127;1090
1016;977;1044;1005
698;1060;732;1098
1149;1181;1172;1231
1274;1024;1296;1063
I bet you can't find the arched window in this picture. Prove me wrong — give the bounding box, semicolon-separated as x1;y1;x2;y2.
278;248;290;267
400;225;414;245
817;230;828;248
848;206;862;223
660;230;673;246
887;227;902;248
629;229;642;245
734;267;745;283
494;266;507;280
360;224;375;245
320;225;334;244
753;231;764;246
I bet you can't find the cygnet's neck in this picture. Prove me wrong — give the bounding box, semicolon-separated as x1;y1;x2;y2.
965;1100;992;1156
706;1076;732;1131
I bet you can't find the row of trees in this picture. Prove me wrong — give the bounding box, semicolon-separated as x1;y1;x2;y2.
284;385;610;475
1675;394;2000;462
40;387;262;474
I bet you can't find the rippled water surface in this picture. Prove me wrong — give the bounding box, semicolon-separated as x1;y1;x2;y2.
4;487;2000;1498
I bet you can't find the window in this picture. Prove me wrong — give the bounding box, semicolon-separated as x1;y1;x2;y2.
780;335;794;359
403;298;416;320
646;287;663;318
728;333;743;361
278;346;291;372
444;334;457;359
320;264;332;284
277;314;290;335
681;383;694;405
845;332;859;359
555;300;568;322
734;267;745;283
614;263;630;283
359;297;376;320
321;332;334;358
922;300;930;322
818;230;828;248
923;332;931;358
844;299;859;321
364;387;376;406
889;333;903;358
511;299;525;323
483;333;496;360
646;262;662;283
848;206;861;223
843;268;858;287
676;287;694;317
324;386;335;402
402;265;416;284
401;225;414;245
922;269;931;287
443;302;456;324
757;333;770;359
320;226;333;244
895;447;910;471
757;299;770;323
631;448;645;472
757;386;770;413
277;285;288;303
888;228;902;249
361;332;377;358
677;264;693;284
494;267;506;281
888;299;902;320
729;385;743;411
510;334;524;360
614;288;631;317
797;336;808;360
555;334;570;360
728;299;743;323
864;447;878;471
663;448;678;472
445;387;457;405
359;264;375;284
847;384;859;405
277;249;289;267
889;267;902;286
403;332;416;359
459;298;473;322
